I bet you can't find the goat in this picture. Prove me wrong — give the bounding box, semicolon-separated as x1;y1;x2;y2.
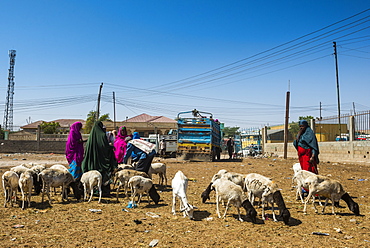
39;168;80;204
303;174;360;216
201;169;245;203
113;169;149;202
148;162;167;186
211;177;257;223
80;170;102;203
244;173;290;224
128;176;153;205
171;171;197;219
19;169;34;209
2;171;19;207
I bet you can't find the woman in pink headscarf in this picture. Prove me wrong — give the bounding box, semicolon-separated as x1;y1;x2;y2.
65;121;85;179
114;126;130;164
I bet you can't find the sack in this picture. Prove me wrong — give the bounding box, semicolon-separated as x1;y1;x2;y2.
129;139;156;154
68;160;82;179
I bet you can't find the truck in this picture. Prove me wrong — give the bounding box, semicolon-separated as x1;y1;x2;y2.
176;109;222;162
148;133;177;157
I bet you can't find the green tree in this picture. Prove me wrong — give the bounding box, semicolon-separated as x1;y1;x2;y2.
40;121;61;134
223;126;240;138
289;116;314;138
84;111;111;134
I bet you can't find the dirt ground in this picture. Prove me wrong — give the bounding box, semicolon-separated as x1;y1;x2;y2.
0;152;369;247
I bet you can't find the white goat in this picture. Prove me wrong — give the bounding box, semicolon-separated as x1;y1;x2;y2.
201;169;245;204
39;168;76;204
19;169;34;209
128;176;153;205
292;168;319;203
2;171;19;207
244;173;290;224
303;174;360;216
211;177;257;222
113;169;149;202
80;170;102;203
171;171;197;219
148;163;167;186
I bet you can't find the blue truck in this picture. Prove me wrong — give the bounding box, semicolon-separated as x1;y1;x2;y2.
177;109;222;162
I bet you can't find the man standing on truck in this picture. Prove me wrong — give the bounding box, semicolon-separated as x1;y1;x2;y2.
226;137;235;160
159;138;166;157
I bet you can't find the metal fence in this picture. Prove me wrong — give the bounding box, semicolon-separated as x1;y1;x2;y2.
316;110;370;141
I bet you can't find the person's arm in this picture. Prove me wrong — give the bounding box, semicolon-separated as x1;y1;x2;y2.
123;143;134;164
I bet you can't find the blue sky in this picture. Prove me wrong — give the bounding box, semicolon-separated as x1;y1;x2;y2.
0;1;369;130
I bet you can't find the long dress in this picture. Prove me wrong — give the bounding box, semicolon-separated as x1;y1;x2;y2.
81;121;117;187
65;121;84;179
293;126;319;174
113;126;130;164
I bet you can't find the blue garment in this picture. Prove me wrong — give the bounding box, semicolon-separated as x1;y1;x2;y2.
124;142;152;164
131;132;140;161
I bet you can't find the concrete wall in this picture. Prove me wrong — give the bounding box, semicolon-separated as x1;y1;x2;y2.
0;140;66;154
264;141;370;164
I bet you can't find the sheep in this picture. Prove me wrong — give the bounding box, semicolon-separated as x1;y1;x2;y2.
292;169;319;204
113;169;149;202
10;164;45;195
128;176;153;205
10;165;29;176
244;173;290;225
2;171;19;207
211;177;257;223
49;164;70;196
148;162;167;186
303;174;360;216
39;168;80;204
19;169;34;209
201;169;245;203
80;170;102;203
171;171;197;219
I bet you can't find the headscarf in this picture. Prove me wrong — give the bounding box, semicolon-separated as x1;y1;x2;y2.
133;132;140;139
293;121;320;162
81;121;117;183
114;126;130;163
65;122;84;165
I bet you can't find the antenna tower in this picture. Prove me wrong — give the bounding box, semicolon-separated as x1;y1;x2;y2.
3;50;16;131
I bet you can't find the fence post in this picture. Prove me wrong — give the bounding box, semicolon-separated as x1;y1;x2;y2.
262;126;267;152
349;116;355;141
310;119;316;133
37;125;41;151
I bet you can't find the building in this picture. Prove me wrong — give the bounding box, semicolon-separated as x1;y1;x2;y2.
103;113;177;137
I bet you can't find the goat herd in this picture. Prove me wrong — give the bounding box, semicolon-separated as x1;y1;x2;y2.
2;161;360;226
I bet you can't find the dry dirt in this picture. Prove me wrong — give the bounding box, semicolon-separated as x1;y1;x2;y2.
0;153;369;247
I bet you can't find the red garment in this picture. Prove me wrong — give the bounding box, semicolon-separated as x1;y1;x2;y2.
297;146;318;174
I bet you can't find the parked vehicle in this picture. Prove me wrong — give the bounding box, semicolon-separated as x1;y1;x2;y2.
148;133;177;157
177;109;222;162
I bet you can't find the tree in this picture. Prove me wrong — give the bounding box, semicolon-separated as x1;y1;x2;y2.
84;110;111;134
223;126;240;138
289;116;314;138
40;121;60;134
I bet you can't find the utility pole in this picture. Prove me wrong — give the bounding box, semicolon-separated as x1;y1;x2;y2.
3;50;16;131
113;91;116;130
283;86;290;159
96;82;103;121
333;41;342;140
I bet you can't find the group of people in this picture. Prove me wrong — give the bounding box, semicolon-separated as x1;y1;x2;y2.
65;121;159;197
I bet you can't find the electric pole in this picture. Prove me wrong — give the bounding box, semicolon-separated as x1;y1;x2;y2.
113;91;116;129
333;41;342;139
96;82;103;121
